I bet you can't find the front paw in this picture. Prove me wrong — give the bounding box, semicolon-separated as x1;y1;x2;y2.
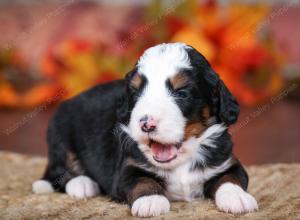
65;175;99;199
131;195;170;217
215;183;258;214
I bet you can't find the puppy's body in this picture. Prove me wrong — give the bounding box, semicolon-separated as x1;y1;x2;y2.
33;43;258;217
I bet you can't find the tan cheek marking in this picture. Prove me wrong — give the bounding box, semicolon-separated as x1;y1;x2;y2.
131;74;142;89
202;106;210;119
170;73;188;90
202;106;211;126
184;121;206;139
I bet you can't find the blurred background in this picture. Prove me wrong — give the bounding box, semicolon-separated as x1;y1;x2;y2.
0;0;299;165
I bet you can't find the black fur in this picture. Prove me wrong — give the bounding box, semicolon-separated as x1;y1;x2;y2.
40;45;248;210
186;47;240;125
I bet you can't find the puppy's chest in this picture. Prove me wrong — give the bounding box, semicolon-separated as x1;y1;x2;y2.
163;164;205;202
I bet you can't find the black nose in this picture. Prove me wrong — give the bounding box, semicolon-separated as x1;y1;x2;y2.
139;115;157;133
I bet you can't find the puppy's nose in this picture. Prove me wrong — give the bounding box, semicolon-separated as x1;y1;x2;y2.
139;115;157;133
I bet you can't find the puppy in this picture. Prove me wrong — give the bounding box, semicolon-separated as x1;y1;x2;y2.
32;43;258;217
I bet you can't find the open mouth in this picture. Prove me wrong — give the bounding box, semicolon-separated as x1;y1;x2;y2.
149;140;181;163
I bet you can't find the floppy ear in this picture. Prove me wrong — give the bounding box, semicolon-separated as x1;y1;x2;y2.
187;46;239;125
205;68;240;125
188;46;240;125
116;68;137;123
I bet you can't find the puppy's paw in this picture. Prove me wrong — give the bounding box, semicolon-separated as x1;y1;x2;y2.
32;180;54;194
216;183;258;214
66;175;99;199
131;195;170;217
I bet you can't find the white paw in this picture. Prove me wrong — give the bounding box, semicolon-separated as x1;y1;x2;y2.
65;175;99;199
32;180;54;194
131;195;170;217
216;183;258;214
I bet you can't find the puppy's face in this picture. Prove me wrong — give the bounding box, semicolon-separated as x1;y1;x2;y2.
122;43;239;169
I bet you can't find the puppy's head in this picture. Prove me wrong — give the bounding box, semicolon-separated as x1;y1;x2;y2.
121;43;239;169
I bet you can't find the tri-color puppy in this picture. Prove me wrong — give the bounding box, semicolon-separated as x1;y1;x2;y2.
32;43;258;217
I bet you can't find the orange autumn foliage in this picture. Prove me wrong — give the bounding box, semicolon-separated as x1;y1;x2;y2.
41;39;122;99
0;49;60;108
169;3;283;106
0;2;285;108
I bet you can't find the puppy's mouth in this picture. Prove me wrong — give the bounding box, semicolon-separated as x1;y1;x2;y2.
149;140;181;163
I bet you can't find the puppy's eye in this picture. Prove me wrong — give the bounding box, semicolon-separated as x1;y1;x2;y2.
174;87;189;99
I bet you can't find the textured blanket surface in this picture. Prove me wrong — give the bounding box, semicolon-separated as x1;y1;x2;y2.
0;151;299;220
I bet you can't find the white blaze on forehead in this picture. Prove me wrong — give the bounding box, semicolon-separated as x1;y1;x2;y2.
137;42;191;79
127;43;192;147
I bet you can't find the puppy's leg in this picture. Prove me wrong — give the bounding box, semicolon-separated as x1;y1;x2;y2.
204;162;258;214
33;119;74;194
117;166;170;218
33;111;81;195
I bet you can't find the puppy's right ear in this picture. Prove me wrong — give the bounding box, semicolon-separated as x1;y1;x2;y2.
116;68;138;123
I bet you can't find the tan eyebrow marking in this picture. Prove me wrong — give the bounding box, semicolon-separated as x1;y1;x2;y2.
131;73;142;89
170;72;189;90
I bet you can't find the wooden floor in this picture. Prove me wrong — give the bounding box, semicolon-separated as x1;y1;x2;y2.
0;99;299;165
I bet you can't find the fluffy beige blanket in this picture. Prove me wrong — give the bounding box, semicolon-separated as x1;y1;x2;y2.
0;151;299;220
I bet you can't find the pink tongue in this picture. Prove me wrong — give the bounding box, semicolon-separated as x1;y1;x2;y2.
151;142;177;161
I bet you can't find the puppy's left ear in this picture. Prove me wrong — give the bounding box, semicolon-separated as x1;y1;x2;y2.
205;69;240;125
187;46;239;125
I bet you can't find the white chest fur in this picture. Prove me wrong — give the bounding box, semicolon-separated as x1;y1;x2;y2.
158;158;233;202
164;163;204;201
